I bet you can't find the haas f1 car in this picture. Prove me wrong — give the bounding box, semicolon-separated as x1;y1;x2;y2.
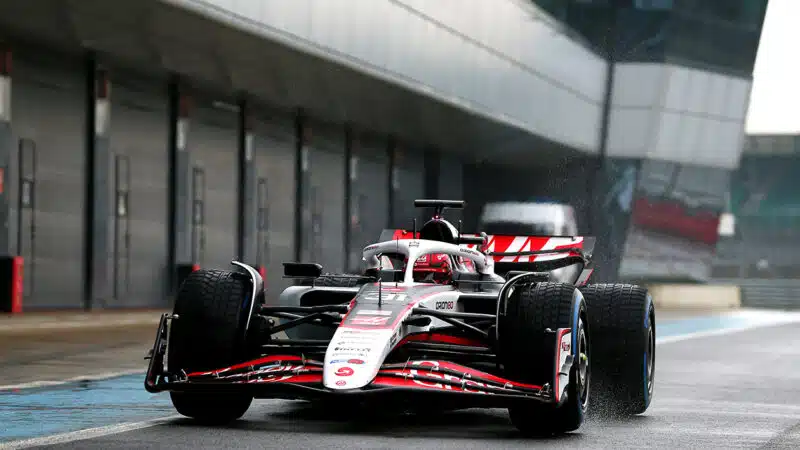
145;200;655;436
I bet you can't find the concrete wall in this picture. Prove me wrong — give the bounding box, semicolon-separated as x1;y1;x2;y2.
164;0;608;153
647;284;741;311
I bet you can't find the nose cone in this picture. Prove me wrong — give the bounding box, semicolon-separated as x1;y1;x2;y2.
323;327;395;390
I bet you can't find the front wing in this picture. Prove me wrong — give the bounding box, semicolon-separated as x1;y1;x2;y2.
145;315;561;408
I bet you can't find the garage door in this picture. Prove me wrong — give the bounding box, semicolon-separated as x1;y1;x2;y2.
189;100;238;270
251;114;296;300
302;121;345;273
12;54;86;309
438;153;464;224
107;74;170;308
347;135;389;271
392;147;425;229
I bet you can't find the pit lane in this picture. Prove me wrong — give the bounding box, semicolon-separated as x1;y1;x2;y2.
4;311;800;449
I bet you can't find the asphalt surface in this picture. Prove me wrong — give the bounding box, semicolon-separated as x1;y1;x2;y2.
16;318;800;450
0;326;155;388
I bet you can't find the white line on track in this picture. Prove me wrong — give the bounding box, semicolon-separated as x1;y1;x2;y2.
657;309;800;345
2;311;800;448
0;369;145;391
0;416;181;450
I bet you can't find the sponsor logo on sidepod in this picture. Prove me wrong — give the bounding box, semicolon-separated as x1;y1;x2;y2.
330;358;365;365
435;300;455;311
356;310;393;316
350;316;390;326
335;347;370;353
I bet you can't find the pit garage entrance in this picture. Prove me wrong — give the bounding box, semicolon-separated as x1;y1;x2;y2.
11;50;87;309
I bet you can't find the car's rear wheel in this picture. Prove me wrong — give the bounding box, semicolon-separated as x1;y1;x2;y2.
581;283;655;417
167;268;254;424
498;282;590;436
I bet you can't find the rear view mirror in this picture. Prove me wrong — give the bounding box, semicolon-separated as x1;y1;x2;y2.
283;262;323;278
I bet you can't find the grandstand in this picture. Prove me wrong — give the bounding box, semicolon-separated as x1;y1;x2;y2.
714;152;800;279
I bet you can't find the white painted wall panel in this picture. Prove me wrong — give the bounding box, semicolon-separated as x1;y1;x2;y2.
164;0;607;152
685;69;709;115
612;64;665;108
610;62;752;169
652;110;681;160
663;65;689;112
726;78;752;121
706;74;729;118
607;108;653;158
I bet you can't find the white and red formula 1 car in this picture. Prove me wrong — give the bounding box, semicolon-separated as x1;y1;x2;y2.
145;200;655;436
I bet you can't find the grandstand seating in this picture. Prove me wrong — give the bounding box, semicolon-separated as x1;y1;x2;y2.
731;156;800;218
713;155;800;280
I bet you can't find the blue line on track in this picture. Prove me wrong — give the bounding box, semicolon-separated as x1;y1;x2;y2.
657;314;753;339
0;375;171;443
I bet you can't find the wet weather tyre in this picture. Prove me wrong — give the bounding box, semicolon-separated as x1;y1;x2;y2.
167;269;254;424
498;282;590;436
169;393;253;425
581;284;655;417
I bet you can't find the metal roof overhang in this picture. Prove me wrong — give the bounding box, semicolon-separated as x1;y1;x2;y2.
0;0;588;167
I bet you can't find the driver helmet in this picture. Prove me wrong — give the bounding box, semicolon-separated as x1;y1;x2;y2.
412;253;452;284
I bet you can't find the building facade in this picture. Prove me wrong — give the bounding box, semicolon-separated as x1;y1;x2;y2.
0;0;768;311
468;0;767;283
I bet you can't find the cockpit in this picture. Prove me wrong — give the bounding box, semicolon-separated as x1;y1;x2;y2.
375;252;473;284
361;200;495;284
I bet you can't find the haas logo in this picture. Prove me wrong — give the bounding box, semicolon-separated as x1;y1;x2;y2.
335;367;354;377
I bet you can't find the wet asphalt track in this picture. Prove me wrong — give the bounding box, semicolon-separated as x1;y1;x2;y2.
10;318;799;450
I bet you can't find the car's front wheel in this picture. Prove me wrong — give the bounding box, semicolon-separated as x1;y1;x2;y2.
498;282;590;436
167;268;255;424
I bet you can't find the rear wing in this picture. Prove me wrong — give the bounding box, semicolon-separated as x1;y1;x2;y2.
379;229;595;284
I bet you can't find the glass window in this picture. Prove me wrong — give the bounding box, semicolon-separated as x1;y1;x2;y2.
634;0;674;11
665;10;761;75
674;0;766;27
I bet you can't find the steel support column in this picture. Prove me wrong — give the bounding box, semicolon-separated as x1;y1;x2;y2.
388;136;397;227
237;98;257;265
293;110;307;263
343;125;353;271
86;59;112;309
168;79;193;295
0;45;11;257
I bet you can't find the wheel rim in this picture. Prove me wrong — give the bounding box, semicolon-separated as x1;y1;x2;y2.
646;322;655;395
577;319;589;407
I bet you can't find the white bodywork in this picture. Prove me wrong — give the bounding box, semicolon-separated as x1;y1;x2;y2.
318;238;498;390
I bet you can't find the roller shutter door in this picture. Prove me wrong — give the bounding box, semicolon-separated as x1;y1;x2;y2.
106;75;170;307
251;114;296;300
392;147;425;229
347;136;389;271
188;100;238;270
11;55;87;309
302;122;345;273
